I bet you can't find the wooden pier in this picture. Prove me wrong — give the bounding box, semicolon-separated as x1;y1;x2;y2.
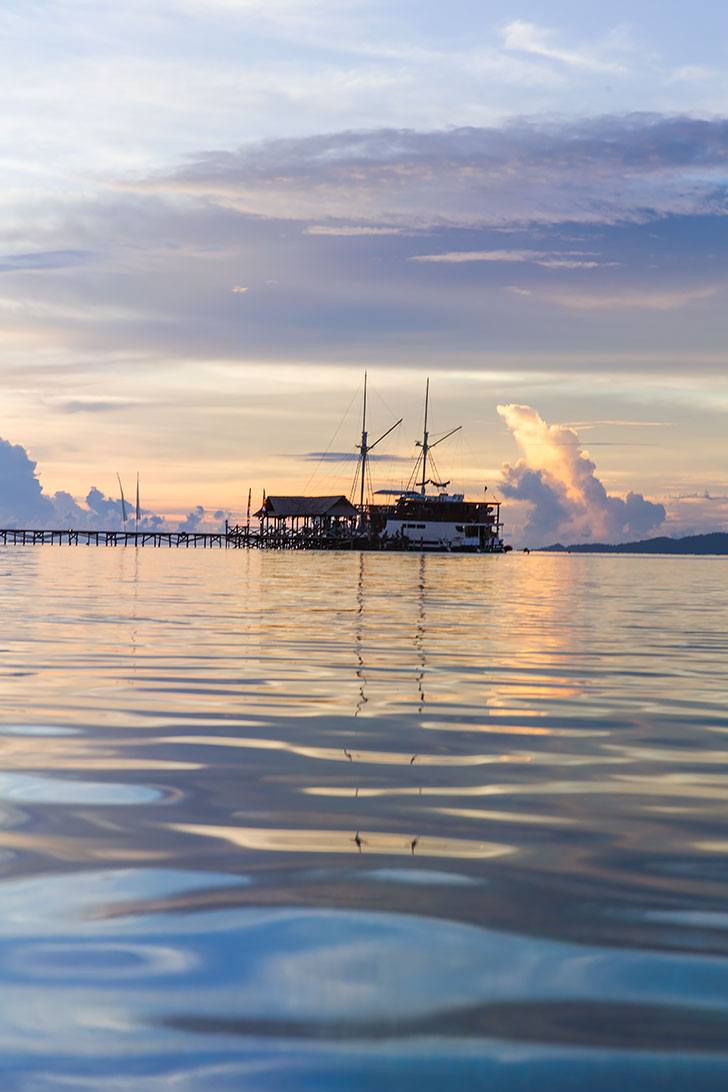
0;528;233;549
0;495;382;551
0;525;373;550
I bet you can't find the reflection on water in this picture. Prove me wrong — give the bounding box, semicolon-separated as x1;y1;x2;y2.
0;547;727;1089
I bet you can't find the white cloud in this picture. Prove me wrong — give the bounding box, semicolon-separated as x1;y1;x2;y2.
412;249;543;263
498;403;666;544
411;249;608;268
535;259;605;270
501;19;627;74
305;225;404;236
540;286;718;311
669;64;718;83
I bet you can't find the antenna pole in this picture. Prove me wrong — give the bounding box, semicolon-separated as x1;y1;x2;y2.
135;472;140;528
419;378;430;496
246;487;252;531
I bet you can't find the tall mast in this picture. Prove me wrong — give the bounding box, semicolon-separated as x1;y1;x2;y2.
135;473;140;528
414;378;461;496
359;371;368;512
419;377;430;496
354;372;402;517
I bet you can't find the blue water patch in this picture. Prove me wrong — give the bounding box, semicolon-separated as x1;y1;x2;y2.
0;773;163;805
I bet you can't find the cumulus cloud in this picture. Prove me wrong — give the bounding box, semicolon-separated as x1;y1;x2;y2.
0;434;166;530
157;115;728;226
83;487;165;530
175;505;231;532
177;505;206;532
497;404;666;545
0;439;56;527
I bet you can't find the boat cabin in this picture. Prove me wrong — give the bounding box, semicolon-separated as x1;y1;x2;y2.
382;492;503;552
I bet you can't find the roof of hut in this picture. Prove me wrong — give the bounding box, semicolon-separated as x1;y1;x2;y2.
255;495;358;519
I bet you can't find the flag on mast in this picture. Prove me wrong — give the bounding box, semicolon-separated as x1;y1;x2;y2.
116;473;128;528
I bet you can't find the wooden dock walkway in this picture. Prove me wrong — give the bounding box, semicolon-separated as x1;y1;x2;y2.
0;528;238;548
0;527;373;550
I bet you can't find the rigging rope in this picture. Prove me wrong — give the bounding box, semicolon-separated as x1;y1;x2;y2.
301;382;361;495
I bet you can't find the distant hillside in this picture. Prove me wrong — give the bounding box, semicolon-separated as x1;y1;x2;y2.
539;532;728;555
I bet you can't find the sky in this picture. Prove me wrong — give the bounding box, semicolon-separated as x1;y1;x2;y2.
1;0;727;543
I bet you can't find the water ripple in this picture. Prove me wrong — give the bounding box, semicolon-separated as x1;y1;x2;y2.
0;549;725;1087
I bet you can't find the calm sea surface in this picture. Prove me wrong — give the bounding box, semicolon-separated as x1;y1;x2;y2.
0;547;727;1090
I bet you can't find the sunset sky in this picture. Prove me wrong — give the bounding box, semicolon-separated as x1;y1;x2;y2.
1;0;727;543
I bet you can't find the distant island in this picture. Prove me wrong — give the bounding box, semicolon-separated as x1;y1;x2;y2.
539;532;728;555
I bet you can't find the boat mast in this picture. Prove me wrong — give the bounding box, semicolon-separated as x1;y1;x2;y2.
418;377;430;496
355;373;402;517
413;379;462;496
359;371;368;513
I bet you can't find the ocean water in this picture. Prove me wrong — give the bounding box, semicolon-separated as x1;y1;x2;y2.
0;546;727;1090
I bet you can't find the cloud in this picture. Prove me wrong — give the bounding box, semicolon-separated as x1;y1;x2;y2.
302;451;408;463
305;225;405;236
535;259;606;270
501;20;627;74
155;115;728;227
84;486;165;530
412;249;543;263
411;249;607;269
563;420;673;429
535;287;718;311
177;505;206;531
1;177;727;375
669;65;718;84
0;438;56;527
497;404;666;545
0;434;166;530
4;117;728;372
55;397;142;414
0;250;96;274
663;491;728;536
175;505;229;532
